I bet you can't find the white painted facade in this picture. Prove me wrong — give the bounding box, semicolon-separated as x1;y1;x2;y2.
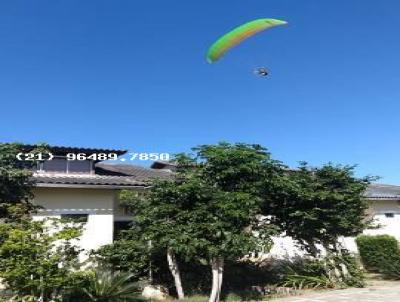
364;199;400;238
30;152;399;260
32;184;400;260
268;199;400;257
341;199;400;253
32;187;121;260
21;146;400;260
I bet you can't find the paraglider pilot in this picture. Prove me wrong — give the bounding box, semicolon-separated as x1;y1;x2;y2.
255;67;269;77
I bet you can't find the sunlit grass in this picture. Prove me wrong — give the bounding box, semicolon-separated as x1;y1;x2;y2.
165;295;209;302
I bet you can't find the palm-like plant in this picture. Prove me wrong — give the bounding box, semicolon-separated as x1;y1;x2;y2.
83;269;142;302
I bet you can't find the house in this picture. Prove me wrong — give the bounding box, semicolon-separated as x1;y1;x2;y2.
340;183;400;252
28;144;171;260
25;144;400;258
364;183;400;237
151;161;400;232
268;183;400;257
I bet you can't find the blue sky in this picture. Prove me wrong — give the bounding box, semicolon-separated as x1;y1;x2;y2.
0;0;399;184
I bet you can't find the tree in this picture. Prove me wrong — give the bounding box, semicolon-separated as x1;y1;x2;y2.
124;183;188;299
94;238;151;280
0;142;50;223
265;162;373;256
184;143;282;302
0;219;82;301
127;143;283;302
0;143;35;222
0;143;87;301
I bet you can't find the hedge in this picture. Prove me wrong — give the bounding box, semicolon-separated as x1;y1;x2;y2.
356;235;400;278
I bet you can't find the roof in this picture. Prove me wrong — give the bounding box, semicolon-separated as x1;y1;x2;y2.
150;160;177;170
365;184;400;200
22;144;127;157
34;173;146;189
33;162;173;189
95;162;173;181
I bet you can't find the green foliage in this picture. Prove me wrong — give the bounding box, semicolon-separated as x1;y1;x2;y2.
0;143;34;222
129;142;282;261
0;143;51;222
60;271;93;302
332;253;365;287
81;269;142;302
109;143;371;300
379;255;400;279
221;260;282;293
165;295;208;302
0;219;82;300
223;290;263;302
172;256;362;297
223;293;242;302
356;235;400;270
281;258;336;290
114;142;287;302
6;296;40;302
266;162;374;256
94;239;151;280
282;274;335;290
280;253;364;290
284;257;327;278
356;235;400;279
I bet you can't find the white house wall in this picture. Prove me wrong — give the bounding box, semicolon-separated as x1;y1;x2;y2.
31;187;400;260
32;187;116;260
364;199;400;238
268;199;400;258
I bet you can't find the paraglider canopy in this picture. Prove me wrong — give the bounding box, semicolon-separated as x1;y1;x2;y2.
206;18;287;64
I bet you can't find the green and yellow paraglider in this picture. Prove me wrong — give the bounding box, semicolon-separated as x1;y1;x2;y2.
206;18;287;64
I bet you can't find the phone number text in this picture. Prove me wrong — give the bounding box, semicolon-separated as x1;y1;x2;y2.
16;152;170;162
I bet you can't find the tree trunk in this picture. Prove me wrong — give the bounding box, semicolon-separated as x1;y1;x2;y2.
307;242;320;258
167;248;185;299
148;240;153;283
335;243;350;279
209;257;224;302
217;258;224;301
39;275;44;302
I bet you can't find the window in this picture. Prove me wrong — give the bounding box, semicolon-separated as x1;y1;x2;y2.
119;204;134;216
40;156;93;174
43;157;67;172
60;214;88;223
114;221;132;240
384;213;395;218
68;160;92;173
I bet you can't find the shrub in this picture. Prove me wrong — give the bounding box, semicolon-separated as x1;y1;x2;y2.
281;253;364;289
93;239;150;280
284;257;327;277
334;253;365;287
356;235;400;274
221;257;321;292
80;269;142;302
61;271;93;302
282;274;335;290
0;219;82;300
377;252;400;279
222;261;277;293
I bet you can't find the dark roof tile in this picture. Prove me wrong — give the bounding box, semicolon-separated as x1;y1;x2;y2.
365;184;400;199
34;173;144;187
95;163;173;181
